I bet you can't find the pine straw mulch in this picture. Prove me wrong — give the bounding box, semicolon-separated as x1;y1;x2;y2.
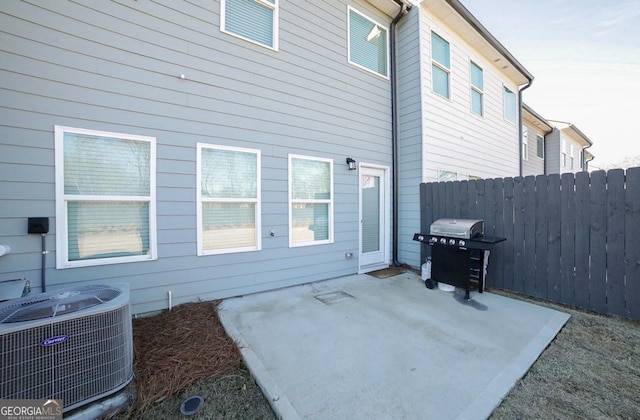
123;300;242;416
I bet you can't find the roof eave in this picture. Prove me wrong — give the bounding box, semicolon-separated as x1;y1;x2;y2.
443;0;534;85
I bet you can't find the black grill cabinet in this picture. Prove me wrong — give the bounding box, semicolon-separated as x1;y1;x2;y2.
413;219;505;299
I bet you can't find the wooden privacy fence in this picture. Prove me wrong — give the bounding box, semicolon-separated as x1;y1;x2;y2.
419;167;640;321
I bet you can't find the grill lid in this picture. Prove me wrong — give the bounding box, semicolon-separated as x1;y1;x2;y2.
429;218;484;239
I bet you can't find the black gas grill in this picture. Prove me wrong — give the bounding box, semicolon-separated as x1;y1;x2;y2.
413;219;505;299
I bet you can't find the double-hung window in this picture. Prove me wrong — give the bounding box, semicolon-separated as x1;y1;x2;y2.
470;61;483;116
536;134;544;159
522;126;528;160
289;155;333;247
197;144;261;255
221;0;278;50
431;32;450;99
348;6;389;78
55;126;156;268
503;86;517;123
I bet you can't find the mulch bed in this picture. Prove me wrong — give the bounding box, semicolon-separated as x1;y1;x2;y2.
122;300;242;417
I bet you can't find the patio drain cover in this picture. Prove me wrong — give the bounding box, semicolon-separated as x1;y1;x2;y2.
314;291;354;305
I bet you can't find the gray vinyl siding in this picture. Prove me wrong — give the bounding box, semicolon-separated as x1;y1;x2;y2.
522;121;546;176
0;0;393;314
545;129;562;174
396;8;424;267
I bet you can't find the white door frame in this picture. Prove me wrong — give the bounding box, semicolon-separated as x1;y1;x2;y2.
358;163;391;273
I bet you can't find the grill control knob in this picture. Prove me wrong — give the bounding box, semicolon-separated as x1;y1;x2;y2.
440;238;446;244
449;239;456;245
459;240;466;247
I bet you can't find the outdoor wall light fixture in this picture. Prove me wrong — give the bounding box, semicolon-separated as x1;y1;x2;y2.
346;157;357;170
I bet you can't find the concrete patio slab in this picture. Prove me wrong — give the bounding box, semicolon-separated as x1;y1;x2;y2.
219;272;569;420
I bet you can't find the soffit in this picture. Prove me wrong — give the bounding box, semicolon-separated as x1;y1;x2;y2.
367;0;404;17
422;0;532;86
562;125;593;147
523;105;553;134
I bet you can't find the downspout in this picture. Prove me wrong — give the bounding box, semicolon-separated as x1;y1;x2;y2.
518;80;533;177
390;1;411;267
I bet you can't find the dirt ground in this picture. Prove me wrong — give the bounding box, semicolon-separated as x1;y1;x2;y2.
113;289;640;419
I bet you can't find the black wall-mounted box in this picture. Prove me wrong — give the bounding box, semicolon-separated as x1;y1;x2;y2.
28;217;49;234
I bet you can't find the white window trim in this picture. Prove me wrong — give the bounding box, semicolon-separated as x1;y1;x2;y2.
431;31;451;99
470;60;483;116
288;154;334;248
347;5;390;79
503;85;517;124
196;143;262;256
54;125;157;269
220;0;279;51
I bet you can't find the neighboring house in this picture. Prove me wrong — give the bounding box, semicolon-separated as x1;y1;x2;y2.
545;121;594;174
395;0;533;267
522;103;553;176
0;0;415;314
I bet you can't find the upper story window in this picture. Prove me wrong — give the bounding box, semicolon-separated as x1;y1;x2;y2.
197;144;261;255
522;126;528;160
503;86;517;124
561;139;567;166
536;134;544;159
570;144;575;169
221;0;278;50
348;6;389;78
289;155;333;247
54;126;157;268
470;61;483;116
431;32;450;98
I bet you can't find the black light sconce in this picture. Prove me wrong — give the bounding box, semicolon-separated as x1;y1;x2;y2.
346;157;357;170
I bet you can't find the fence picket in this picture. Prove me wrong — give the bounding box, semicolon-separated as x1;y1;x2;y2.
547;174;562;302
513;177;526;293
523;176;537;296
589;170;607;313
606;169;626;316
574;172;591;309
488;178;505;289
560;173;576;306
502;177;515;291
534;174;548;299
625;167;640;319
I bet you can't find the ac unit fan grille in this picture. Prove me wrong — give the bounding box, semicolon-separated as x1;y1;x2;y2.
0;305;133;412
0;284;122;323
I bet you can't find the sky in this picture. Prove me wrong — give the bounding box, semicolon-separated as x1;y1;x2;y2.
462;0;640;167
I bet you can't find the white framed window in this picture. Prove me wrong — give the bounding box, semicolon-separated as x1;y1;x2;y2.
54;126;157;268
522;126;528;160
431;32;450;98
197;144;261;255
437;170;457;182
503;86;517;124
562;139;567;167
570;144;575;169
470;61;483;116
221;0;278;50
347;6;389;78
289;155;333;247
536;134;544;159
